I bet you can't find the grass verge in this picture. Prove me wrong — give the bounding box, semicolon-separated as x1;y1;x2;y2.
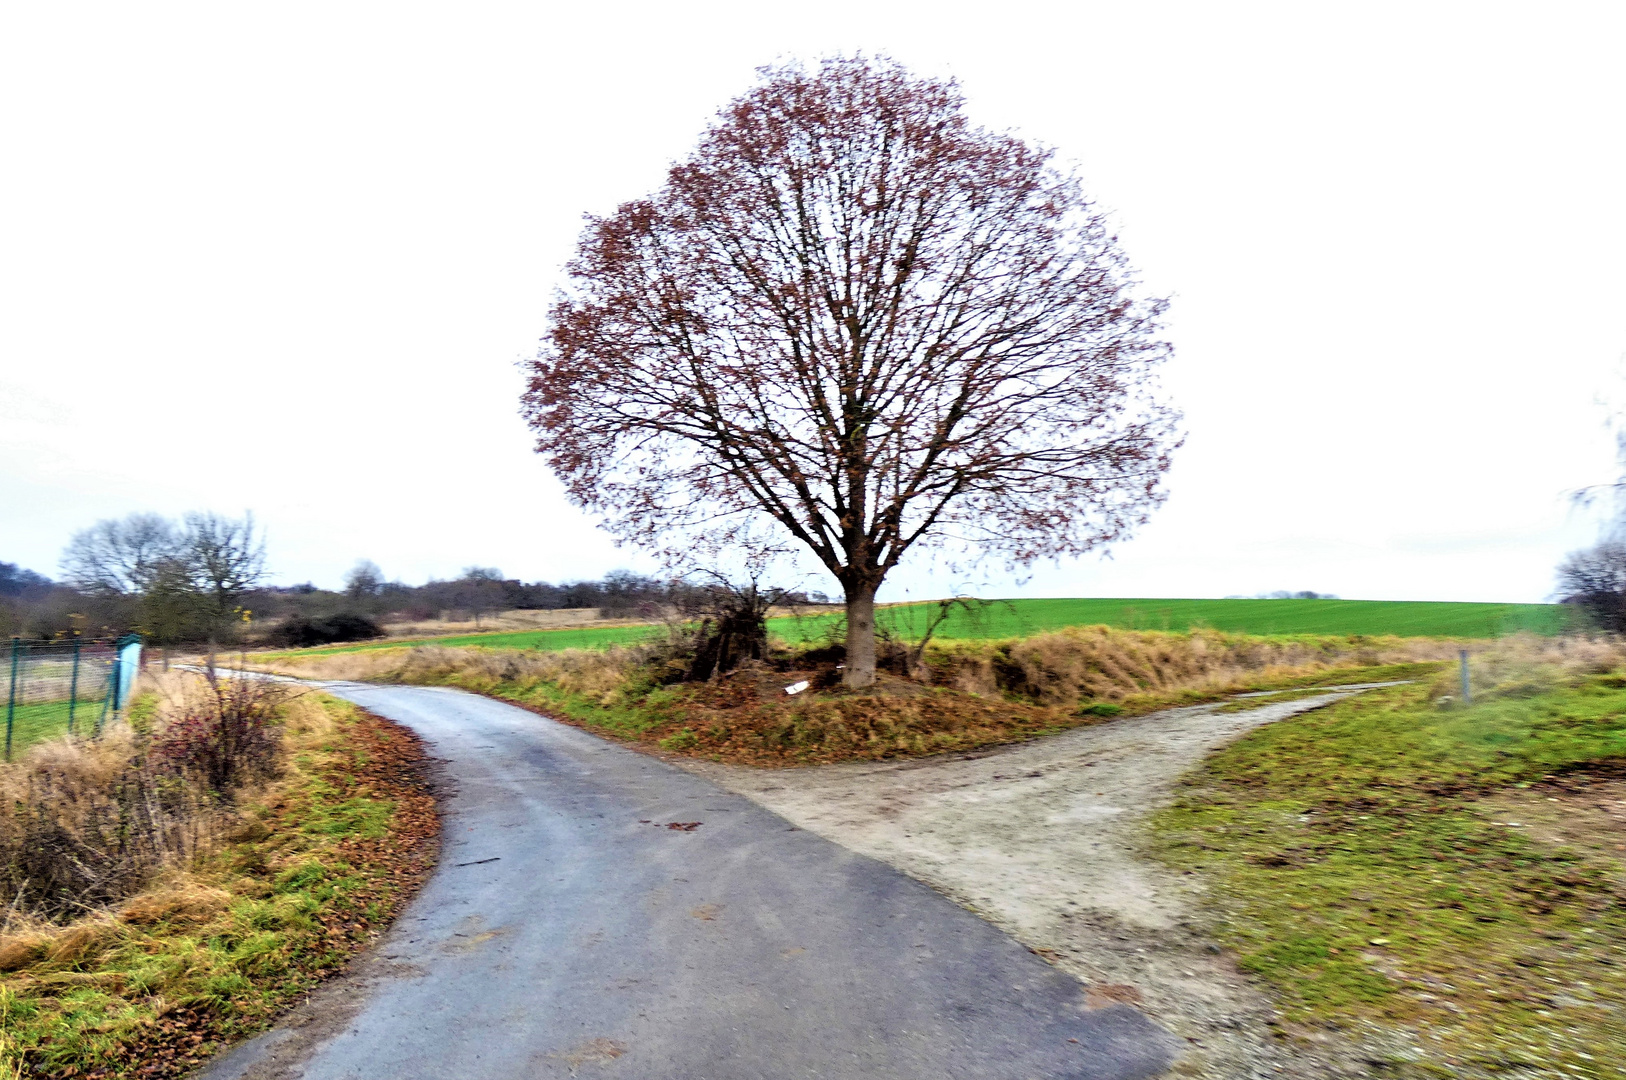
1152;672;1626;1075
257;627;1450;766
497;661;1444;766
0;695;439;1079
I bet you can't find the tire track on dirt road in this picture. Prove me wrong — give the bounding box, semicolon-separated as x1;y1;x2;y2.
197;682;1179;1080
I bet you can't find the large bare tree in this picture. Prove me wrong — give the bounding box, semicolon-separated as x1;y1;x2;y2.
60;513;179;595
60;510;265;644
183;511;266;627
524;57;1179;687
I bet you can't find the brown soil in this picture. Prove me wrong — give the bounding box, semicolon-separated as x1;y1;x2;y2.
629;665;1111;766
1480;771;1626;875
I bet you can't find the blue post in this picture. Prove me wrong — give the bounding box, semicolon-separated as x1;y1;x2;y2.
6;637;20;762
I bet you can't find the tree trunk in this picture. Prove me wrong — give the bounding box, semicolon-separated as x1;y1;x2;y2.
843;582;878;689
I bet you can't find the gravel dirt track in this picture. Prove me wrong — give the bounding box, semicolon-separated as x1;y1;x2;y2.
195;681;1179;1080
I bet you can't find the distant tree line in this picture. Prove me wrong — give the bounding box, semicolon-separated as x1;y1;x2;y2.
1;512;827;647
1556;427;1626;632
1556;541;1626;632
2;512;265;646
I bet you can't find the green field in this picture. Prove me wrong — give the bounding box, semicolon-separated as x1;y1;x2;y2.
3;698;108;758
259;597;1572;659
847;597;1573;641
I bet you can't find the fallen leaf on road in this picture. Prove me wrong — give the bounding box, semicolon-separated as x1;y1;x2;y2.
1085;984;1143;1009
555;1037;627;1068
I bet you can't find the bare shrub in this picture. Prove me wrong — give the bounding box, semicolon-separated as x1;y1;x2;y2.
0;732;217;921
0;671;292;923
1555;542;1626;632
665;576;780;682
151;671;285;791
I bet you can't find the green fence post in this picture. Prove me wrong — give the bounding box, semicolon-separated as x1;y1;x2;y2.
68;633;81;735
5;637;20;762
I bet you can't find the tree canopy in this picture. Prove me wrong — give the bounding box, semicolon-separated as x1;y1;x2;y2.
524;57;1179;686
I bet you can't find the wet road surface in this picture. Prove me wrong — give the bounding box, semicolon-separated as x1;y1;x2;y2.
197;682;1179;1080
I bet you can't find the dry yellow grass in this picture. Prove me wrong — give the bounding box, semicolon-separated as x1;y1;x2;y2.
1424;630;1626;700
377;606;651;638
257;643;640;701
928;625;1458;704
0;673;336;939
262;626;1455;706
0;682;439;1078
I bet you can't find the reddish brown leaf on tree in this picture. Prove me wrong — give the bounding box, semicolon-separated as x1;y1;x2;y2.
524;56;1179;687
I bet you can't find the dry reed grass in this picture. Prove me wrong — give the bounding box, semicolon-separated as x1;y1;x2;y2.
378;606;651;638
260;643;641;701
0;685;345;1041
1;688;436;1079
0;699;213;925
933;626;1459;705
1426;631;1626;701
263;627;1453;707
0;671;334;932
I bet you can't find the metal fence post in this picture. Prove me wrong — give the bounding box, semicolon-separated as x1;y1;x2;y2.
69;633;81;735
5;637;19;762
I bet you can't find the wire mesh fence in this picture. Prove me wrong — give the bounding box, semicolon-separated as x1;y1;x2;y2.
2;634;142;760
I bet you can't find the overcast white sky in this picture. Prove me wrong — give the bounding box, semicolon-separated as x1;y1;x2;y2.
2;2;1622;603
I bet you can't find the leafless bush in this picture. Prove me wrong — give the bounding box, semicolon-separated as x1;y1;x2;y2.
0;732;216;922
656;573;791;682
0;672;289;924
151;670;285;791
1555;541;1626;632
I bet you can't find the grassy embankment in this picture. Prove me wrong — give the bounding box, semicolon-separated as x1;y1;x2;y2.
1152;637;1626;1075
254;597;1571;662
0;690;439;1079
260;626;1451;766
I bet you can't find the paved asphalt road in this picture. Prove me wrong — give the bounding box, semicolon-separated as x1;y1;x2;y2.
199;682;1180;1080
